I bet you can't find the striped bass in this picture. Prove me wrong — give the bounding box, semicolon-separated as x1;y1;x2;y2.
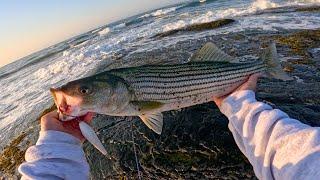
51;42;292;135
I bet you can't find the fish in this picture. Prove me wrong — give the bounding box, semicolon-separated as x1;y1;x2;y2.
51;42;292;137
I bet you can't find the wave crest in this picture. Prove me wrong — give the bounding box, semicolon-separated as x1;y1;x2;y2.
98;27;110;36
251;0;279;10
152;7;177;16
150;5;183;17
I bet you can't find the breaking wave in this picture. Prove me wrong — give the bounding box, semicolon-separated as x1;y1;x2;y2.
151;6;179;16
114;23;126;29
139;5;184;18
98;27;110;36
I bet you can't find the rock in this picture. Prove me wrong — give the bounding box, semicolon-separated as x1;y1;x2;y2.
296;6;320;12
85;107;256;179
308;48;320;60
184;19;235;31
152;19;235;38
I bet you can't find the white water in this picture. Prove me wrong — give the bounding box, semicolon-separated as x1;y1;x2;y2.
98;27;110;36
140;5;183;18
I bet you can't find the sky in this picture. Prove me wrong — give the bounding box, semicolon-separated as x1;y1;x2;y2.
0;0;185;68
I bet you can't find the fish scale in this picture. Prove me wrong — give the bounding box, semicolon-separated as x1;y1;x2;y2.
126;62;252;74
128;64;264;87
113;61;266;102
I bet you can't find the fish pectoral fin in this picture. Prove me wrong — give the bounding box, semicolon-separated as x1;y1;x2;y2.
139;113;163;135
131;101;164;111
189;42;237;63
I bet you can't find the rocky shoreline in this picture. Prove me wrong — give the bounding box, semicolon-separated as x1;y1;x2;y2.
1;25;319;179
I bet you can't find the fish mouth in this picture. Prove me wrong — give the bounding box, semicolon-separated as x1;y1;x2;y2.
58;109;91;121
50;87;89;121
58;106;93;121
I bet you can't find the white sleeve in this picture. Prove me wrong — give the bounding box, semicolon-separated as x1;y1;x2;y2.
220;90;320;180
18;130;90;180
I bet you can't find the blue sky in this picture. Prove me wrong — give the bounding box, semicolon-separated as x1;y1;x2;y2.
0;0;184;67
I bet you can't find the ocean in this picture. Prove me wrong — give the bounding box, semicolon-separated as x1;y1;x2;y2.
0;0;320;149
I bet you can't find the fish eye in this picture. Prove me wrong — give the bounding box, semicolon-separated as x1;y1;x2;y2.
79;86;91;95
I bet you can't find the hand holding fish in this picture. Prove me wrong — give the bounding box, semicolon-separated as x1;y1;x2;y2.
40;110;94;142
213;73;261;109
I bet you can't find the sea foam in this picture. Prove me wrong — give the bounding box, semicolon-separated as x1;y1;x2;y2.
98;27;110;36
151;5;182;17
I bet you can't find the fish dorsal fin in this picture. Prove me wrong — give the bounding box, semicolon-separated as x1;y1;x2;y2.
189;42;236;63
139;113;163;134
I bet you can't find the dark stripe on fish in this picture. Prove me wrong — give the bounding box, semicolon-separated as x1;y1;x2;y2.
142;78;247;101
128;62;263;78
130;65;265;88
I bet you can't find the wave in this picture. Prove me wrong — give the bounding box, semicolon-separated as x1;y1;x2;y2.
91;28;101;34
163;20;187;32
181;0;216;9
114;23;126;29
205;0;279;20
139;13;151;19
152;7;177;16
0;44;69;80
125;18;143;26
251;0;279;10
148;5;184;17
98;27;110;36
95;23;127;35
124;5;184;28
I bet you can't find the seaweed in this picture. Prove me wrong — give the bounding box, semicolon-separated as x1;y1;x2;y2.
273;30;320;57
0;133;29;175
260;29;320;65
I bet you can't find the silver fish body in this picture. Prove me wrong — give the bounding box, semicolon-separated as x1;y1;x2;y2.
51;42;292;135
108;60;265;113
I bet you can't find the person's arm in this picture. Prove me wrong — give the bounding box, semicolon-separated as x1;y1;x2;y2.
18;111;93;180
214;75;320;180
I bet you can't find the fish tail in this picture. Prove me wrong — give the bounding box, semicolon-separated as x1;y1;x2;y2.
262;41;293;81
